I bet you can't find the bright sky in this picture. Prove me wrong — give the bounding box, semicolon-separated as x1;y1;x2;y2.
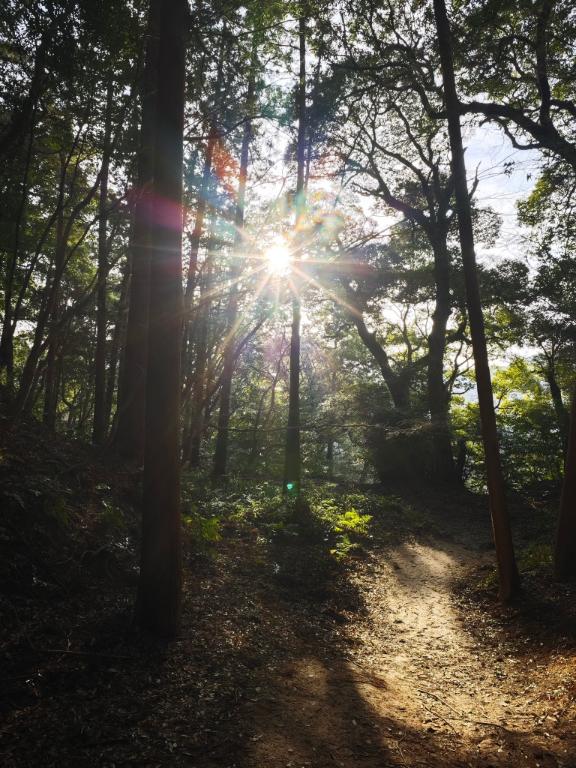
464;123;541;268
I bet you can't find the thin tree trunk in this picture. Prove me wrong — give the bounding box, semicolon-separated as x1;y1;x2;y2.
6;123;85;385
43;337;59;428
283;12;307;497
555;384;576;580
183;33;227;303
181;35;226;414
248;343;284;469
326;351;337;479
284;293;302;494
213;40;258;477
105;260;130;433
180;133;216;418
186;219;215;466
41;210;67;427
0;28;49;159
12;157;69;419
136;0;186;638
185;131;217;307
247;389;270;468
427;234;455;480
0;117;35;389
326;439;334;479
13;136;105;420
44;306;72;429
544;361;569;454
93;78;114;444
433;0;519;601
304;42;324;188
28;361;47;418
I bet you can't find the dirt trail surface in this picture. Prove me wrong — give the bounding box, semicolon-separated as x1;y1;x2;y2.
1;494;576;767
247;536;575;768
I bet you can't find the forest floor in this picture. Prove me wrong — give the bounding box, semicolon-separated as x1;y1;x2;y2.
1;418;576;767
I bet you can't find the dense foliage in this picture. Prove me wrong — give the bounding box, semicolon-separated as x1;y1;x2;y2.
2;0;576;601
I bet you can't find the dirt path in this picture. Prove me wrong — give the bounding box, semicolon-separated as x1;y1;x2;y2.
246;538;576;768
2;506;576;768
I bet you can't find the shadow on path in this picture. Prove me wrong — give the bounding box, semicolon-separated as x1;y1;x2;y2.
1;489;575;767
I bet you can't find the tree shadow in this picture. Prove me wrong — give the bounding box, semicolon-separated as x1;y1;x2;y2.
234;512;573;768
1;489;574;767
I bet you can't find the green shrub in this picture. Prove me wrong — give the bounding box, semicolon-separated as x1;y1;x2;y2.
99;499;126;532
334;508;372;536
518;542;552;572
183;507;222;552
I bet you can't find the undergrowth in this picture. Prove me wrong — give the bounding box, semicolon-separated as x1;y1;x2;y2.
180;475;417;562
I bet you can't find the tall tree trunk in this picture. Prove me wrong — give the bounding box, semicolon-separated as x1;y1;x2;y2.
247;389;270;469
326;349;337;479
105;260;130;433
284;293;302;494
183;34;226;301
7;149;69;402
184;131;217;308
114;4;160;463
0;27;49;159
0;118;35;390
136;0;186;638
43;337;59;429
186;220;215;466
12;154;69;419
93;78;114;445
181;34;226;424
41;211;67;427
248;343;284;469
180;133;216;421
433;0;519;601
283;12;307;497
427;234;455;480
555;384;576;580
544;360;569;454
43;315;69;431
13;133;107;420
213;40;258;478
326;438;334;478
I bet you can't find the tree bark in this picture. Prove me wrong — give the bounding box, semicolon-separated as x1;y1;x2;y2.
0;117;35;389
43;335;60;429
41;211;67;428
427;234;455;480
185;220;215;466
114;3;160;463
433;0;519;601
543;360;569;454
135;0;186;638
0;27;50;159
93;78;114;445
555;384;576;580
283;12;307;497
284;292;302;494
213;40;258;478
349;309;411;410
105;259;130;434
181;34;227;434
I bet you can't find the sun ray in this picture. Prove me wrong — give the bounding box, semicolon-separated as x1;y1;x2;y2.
264;240;293;276
290;263;364;319
216;272;273;355
186;262;268;314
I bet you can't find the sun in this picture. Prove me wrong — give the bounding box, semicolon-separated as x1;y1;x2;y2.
264;241;292;276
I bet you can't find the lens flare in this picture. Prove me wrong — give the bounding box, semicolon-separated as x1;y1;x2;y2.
264;242;292;276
